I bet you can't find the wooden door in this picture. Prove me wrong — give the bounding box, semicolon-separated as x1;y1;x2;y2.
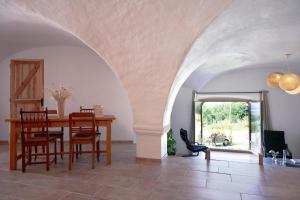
10;59;44;118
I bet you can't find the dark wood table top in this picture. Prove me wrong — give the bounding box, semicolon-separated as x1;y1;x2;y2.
6;115;116;122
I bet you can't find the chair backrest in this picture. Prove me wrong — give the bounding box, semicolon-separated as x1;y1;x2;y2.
80;106;100;131
69;112;95;140
180;128;192;147
20;108;49;141
80;106;95;113
263;130;287;152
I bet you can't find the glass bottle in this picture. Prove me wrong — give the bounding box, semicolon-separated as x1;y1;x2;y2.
283;149;287;163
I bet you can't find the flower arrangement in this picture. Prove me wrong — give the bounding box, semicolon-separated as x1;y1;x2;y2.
48;86;72;102
47;86;72;118
269;150;279;161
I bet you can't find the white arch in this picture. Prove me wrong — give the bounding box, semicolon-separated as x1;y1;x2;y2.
164;0;300;129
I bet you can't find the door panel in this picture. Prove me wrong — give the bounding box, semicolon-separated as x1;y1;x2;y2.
10;59;44;118
249;102;261;154
194;101;203;144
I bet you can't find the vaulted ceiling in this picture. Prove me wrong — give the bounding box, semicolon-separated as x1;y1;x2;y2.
164;0;300;125
0;0;231;132
0;2;83;61
1;0;299;132
183;0;300;90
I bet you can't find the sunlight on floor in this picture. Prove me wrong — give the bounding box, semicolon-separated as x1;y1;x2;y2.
211;151;258;163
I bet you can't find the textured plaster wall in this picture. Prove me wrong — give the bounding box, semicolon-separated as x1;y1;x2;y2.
165;0;300;127
172;67;300;157
6;0;231;134
170;87;194;155
0;46;134;141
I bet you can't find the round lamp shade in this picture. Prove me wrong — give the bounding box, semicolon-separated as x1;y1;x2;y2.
285;84;300;94
266;72;283;88
279;73;300;91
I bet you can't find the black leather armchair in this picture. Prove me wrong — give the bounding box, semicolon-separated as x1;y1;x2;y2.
180;128;208;156
263;130;292;159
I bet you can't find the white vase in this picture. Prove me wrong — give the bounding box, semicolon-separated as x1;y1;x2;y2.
57;100;65;118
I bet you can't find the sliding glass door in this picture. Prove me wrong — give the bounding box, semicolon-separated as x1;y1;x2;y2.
195;100;262;152
249;102;261;154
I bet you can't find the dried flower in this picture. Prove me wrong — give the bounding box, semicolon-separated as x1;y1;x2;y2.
269;150;279;158
47;86;72;102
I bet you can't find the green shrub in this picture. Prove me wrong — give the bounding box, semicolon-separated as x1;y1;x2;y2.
167;129;176;155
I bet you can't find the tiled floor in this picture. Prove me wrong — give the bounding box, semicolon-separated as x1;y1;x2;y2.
0;143;299;200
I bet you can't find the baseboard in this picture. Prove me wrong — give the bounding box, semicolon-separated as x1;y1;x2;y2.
111;140;133;144
136;157;162;163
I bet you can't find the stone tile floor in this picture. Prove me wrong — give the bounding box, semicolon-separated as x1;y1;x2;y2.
0;143;299;200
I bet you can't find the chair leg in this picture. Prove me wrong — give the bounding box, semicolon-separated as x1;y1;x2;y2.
92;142;95;169
96;141;100;162
76;144;79;159
72;145;75;163
79;144;82;155
60;135;64;160
69;143;73;171
46;144;50;171
22;144;26;173
34;146;38;160
54;140;57;164
28;146;32;164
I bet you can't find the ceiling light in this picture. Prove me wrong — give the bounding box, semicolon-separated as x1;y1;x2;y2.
285;84;300;95
266;72;283;88
266;54;300;94
279;73;300;91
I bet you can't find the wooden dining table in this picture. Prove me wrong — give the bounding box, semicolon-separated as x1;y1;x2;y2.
5;115;116;170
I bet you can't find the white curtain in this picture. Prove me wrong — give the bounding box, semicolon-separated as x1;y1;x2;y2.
261;90;271;131
191;90;196;142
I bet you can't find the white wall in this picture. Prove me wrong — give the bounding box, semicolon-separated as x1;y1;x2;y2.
172;67;300;158
0;46;134;141
171;87;194;155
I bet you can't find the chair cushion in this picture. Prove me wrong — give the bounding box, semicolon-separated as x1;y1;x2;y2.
25;136;56;143
48;131;64;137
73;133;100;141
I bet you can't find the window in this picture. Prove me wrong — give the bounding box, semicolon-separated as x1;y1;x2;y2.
195;99;261;152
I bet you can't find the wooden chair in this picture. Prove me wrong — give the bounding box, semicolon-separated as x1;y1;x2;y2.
34;110;64;160
80;106;101;134
69;112;100;170
48;110;64;159
77;106;101;157
20;108;57;172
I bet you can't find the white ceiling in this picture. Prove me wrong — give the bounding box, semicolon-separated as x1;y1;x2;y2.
1;0;300;90
0;2;83;62
183;0;300;90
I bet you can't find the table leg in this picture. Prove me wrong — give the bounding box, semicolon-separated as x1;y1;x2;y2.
259;153;264;166
106;124;111;165
205;149;211;160
9;122;17;170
